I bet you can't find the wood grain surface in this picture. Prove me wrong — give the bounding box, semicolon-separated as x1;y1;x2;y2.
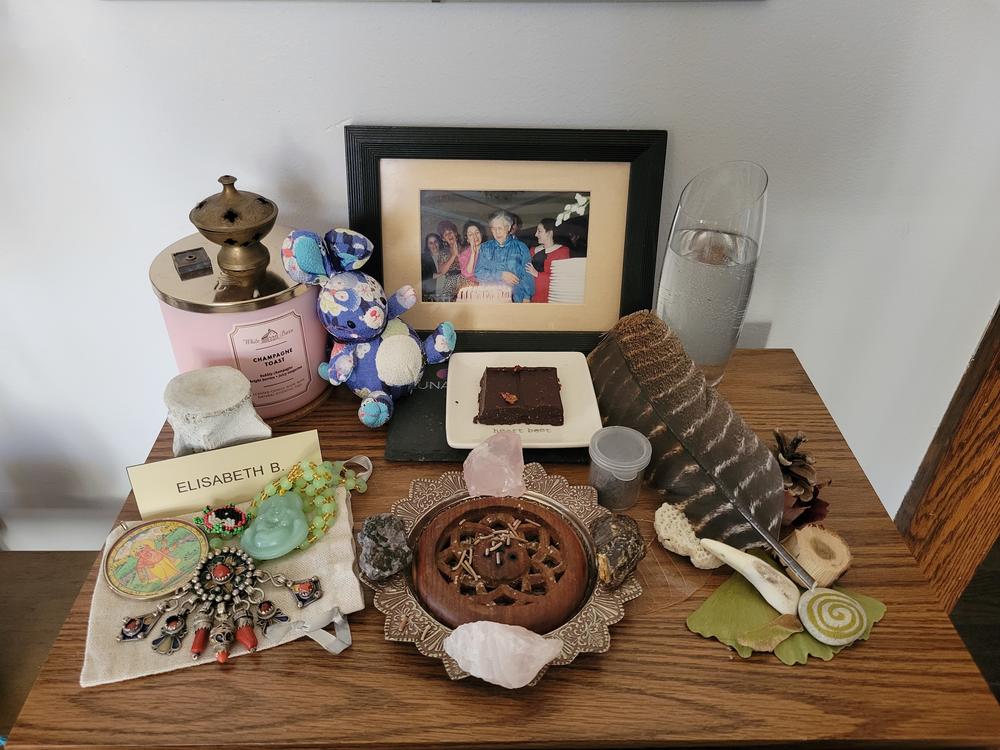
898;303;1000;612
0;552;94;736
9;350;1000;749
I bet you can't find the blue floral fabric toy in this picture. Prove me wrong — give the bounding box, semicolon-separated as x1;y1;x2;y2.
281;227;456;428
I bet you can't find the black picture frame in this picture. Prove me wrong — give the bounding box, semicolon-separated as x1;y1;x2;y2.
345;125;667;352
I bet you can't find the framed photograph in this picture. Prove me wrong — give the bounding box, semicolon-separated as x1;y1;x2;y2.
346;126;667;351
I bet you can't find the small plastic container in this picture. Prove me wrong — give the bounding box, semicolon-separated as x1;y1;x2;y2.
588;426;653;511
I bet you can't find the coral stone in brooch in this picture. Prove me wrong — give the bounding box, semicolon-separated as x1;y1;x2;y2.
116;546;322;664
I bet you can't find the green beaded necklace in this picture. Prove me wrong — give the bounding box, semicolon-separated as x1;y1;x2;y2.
239;457;371;552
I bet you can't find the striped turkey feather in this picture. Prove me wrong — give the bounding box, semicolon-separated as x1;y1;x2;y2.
587;311;785;553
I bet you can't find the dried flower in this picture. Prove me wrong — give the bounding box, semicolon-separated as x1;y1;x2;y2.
782;484;830;531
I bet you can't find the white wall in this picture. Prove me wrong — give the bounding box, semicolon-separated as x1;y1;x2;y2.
1;0;997;549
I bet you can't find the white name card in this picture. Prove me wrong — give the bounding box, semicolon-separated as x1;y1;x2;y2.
127;430;322;519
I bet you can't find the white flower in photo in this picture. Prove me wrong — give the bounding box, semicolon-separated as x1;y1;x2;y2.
434;334;450;352
556;193;590;226
356;342;371;359
357;281;377;302
364;306;385;329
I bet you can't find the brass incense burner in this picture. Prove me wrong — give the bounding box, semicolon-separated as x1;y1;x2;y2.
189;175;278;283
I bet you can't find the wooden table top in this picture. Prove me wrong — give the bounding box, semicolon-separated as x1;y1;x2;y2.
10;350;1000;749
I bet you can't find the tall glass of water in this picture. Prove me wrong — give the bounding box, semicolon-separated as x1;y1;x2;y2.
655;161;767;386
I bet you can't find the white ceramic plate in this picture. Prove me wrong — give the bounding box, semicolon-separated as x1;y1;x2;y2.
445;351;603;449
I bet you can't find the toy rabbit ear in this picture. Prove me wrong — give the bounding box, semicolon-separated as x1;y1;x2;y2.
281;230;336;285
323;228;375;272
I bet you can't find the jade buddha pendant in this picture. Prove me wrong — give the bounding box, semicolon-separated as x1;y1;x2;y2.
241;492;309;560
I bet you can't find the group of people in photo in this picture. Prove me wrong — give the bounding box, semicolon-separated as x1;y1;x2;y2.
420;209;577;304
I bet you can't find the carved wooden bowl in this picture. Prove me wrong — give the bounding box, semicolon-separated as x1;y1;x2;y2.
365;464;643;682
413;497;590;634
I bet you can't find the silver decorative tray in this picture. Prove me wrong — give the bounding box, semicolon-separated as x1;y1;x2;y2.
365;463;642;682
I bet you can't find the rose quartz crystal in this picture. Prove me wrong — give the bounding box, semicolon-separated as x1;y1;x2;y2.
462;433;525;498
442;621;564;689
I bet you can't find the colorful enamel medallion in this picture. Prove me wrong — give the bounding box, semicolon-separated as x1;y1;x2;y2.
104;519;209;600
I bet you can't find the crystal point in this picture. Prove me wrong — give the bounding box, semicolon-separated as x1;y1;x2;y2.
463;433;525;498
442;621;563;689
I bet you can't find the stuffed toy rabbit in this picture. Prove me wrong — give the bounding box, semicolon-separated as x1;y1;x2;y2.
282;227;455;427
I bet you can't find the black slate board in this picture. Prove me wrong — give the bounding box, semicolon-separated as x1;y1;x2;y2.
385;365;589;464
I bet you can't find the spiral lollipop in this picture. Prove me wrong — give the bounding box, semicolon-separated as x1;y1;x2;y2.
798;587;868;646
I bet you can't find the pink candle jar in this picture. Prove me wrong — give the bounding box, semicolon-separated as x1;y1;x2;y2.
150;178;329;421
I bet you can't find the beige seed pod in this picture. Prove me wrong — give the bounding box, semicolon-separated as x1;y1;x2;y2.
782;524;852;588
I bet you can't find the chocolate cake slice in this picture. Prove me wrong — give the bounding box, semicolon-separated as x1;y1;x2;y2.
474;366;564;426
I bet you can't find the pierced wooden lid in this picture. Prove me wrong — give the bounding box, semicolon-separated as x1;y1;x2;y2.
412;497;590;634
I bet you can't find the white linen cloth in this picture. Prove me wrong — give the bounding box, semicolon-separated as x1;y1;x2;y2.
80;491;364;687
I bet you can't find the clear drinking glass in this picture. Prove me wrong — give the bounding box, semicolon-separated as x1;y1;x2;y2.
655;161;767;386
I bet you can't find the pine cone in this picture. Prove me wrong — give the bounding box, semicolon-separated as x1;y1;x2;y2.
773;429;829;530
773;429;816;497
